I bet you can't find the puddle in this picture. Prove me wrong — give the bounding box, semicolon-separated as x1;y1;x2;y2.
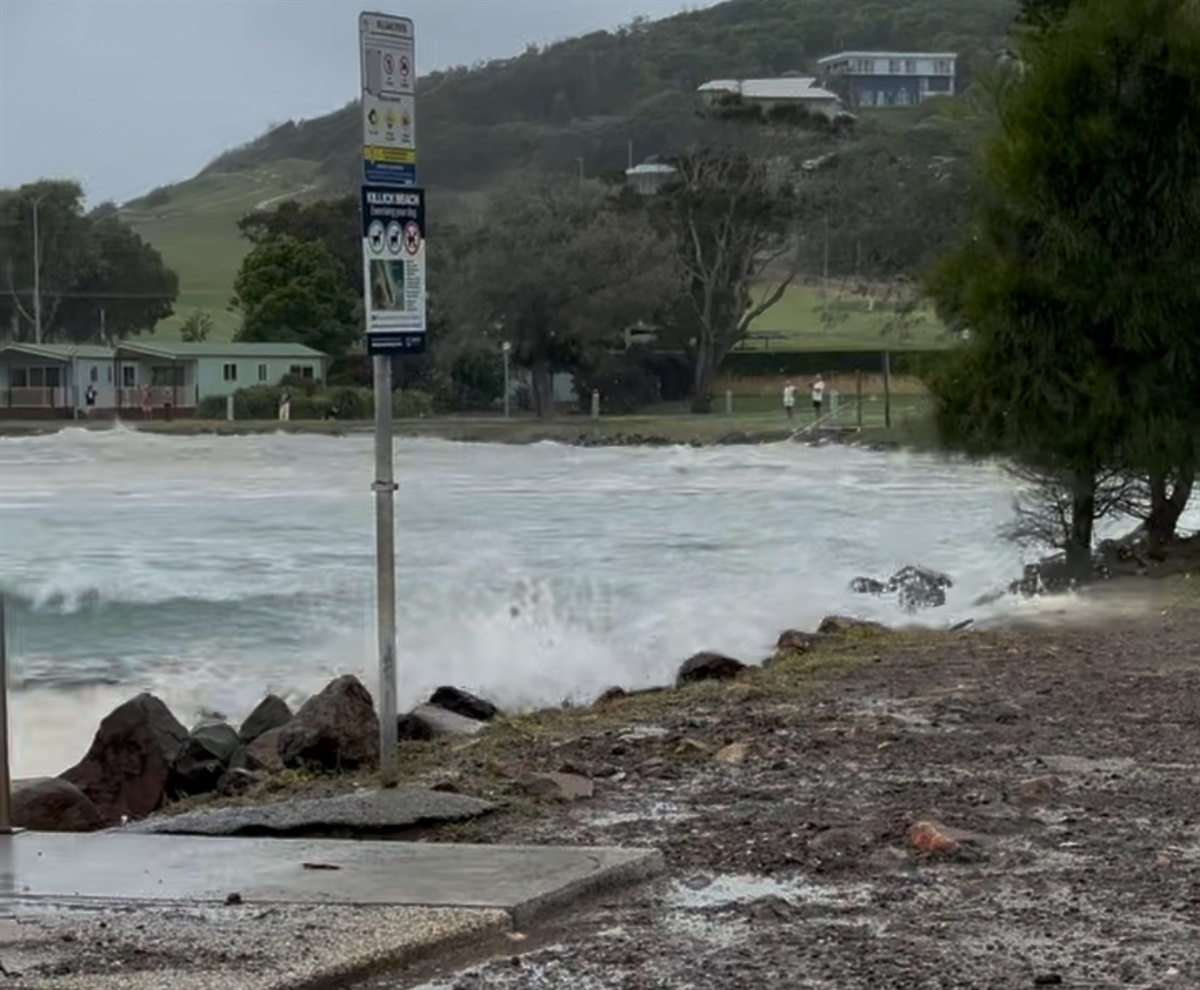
586;801;698;827
667;873;875;911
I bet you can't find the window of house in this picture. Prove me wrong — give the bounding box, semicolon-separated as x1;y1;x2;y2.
151;365;183;386
89;366;98;383
257;363;268;382
122;365;136;387
223;363;237;382
13;366;63;388
289;364;315;380
905;59;917;74
107;366;113;384
10;368;28;388
889;59;901;74
935;59;953;74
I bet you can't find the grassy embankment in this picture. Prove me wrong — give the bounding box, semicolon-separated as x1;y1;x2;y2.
160;571;1199;828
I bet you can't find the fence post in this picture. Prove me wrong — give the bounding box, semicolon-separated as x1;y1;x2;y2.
856;370;864;429
591;389;600;420
226;395;234;422
882;351;893;430
725;390;733;416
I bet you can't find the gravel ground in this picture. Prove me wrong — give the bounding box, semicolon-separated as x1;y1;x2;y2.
355;588;1200;990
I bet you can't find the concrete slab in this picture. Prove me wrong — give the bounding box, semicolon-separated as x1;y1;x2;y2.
0;832;663;989
1;900;510;990
124;788;494;837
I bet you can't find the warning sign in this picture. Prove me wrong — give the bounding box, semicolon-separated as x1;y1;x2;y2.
361;185;426;355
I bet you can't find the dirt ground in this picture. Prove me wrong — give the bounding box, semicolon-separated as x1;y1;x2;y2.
351;582;1199;990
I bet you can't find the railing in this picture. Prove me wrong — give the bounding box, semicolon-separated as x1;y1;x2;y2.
4;386;68;409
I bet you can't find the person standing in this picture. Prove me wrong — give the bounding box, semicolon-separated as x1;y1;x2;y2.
782;380;796;422
278;389;292;422
140;383;153;419
811;373;826;422
84;383;97;419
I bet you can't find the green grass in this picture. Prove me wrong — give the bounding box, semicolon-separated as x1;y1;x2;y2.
747;283;949;351
121;160;322;340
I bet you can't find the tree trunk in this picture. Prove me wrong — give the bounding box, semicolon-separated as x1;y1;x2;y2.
1146;467;1193;558
1065;469;1097;584
530;360;552;419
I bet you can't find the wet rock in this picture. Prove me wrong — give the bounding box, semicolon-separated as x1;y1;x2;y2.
216;768;263;796
745;895;798;921
171;721;243;797
850;566;953;611
246;725;286;773
60;692;189;822
526;772;594;802
238;695;292;744
714;742;750;766
428;686;501;722
278;675;379;771
775;629;822;653
12;777;105;832
593;687;628;705
676;651;746;686
817;615;888;636
1013;775;1064;806
396;704;485;742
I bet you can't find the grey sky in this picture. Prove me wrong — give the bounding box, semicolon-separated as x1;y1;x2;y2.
0;0;718;205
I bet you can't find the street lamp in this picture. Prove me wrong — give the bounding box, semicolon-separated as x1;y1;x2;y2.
502;341;512;419
29;194;45;344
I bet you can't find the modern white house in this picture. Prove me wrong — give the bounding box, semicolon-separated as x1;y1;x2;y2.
697;77;845;119
816;52;958;108
0;341;327;418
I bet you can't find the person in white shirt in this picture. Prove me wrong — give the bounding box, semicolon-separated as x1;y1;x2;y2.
811;374;826;421
782;381;796;421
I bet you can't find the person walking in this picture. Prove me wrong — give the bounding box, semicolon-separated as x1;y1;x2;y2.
782;380;796;422
84;383;97;419
139;383;153;419
811;373;826;422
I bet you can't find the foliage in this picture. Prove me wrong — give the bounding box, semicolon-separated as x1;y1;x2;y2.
238;196;360;299
201;0;1018;194
573;348;662;414
444;174;675;416
232;236;359;355
0;181;178;342
196;383;433;420
447;347;506;411
925;0;1200;575
179;310;213;342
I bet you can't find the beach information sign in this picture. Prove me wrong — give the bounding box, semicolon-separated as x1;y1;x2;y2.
359;11;425;355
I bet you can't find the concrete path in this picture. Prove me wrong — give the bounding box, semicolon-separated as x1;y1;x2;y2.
0;831;662;990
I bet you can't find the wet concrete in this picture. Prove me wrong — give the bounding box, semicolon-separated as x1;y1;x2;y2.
0;832;663;989
124;788;493;837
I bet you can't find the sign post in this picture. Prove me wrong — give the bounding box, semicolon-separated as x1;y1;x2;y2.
1;596;14;834
360;10;424;788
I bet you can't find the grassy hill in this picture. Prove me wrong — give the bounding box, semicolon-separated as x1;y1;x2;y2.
121;0;1017;344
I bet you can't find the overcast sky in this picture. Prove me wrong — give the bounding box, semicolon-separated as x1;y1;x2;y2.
0;0;719;205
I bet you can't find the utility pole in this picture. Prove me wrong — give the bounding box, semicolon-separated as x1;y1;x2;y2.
32;197;43;344
576;157;585;186
502;341;511;419
627;139;634;170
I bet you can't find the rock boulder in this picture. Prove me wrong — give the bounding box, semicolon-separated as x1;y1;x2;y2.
60;693;189;822
817;615;889;636
676;652;747;687
428;686;501;722
278;675;379;771
238;695;292;743
171;721;243;797
397;704;485;742
13;777;105;832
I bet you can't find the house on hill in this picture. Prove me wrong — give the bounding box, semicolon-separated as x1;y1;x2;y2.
697;77;844;120
816;52;958;108
0;341;327;419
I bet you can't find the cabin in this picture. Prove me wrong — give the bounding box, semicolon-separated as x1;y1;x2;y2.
816;52;958;108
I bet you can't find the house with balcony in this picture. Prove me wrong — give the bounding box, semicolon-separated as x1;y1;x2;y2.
816;52;958;108
0;341;327;418
697;77;845;120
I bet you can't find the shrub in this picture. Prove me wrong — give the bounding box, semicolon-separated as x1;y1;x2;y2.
393;389;433;419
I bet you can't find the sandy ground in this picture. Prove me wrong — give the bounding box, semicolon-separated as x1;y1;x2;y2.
349;582;1199;990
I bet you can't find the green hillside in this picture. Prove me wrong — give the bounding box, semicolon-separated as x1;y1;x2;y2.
121;0;1018;341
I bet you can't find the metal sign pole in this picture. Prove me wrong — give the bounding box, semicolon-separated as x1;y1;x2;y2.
0;595;14;833
360;11;421;788
373;358;399;787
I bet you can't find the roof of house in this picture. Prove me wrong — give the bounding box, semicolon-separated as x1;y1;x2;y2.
0;343;116;362
115;342;328;360
698;78;840;101
817;51;958;65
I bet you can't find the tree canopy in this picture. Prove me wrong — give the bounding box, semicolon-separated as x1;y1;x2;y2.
0;181;177;343
926;0;1200;572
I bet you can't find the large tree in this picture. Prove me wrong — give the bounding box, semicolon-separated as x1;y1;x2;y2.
926;0;1200;577
0;181;175;343
448;173;673;416
232;237;359;356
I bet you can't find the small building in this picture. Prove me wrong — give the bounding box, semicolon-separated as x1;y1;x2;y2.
816;51;958;108
697;77;844;119
625;161;677;196
0;341;328;419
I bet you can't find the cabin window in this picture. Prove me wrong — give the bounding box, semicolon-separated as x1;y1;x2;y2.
223;363;238;382
290;364;315;380
89;366;99;383
257;363;268;382
122;365;136;387
12;365;64;388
